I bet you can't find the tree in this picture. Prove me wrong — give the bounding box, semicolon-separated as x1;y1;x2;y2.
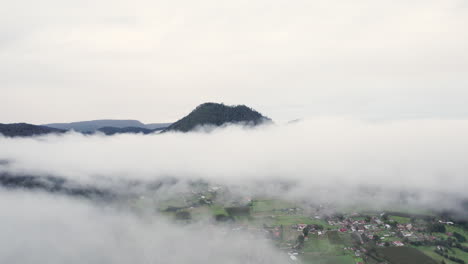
454;232;466;243
175;211;191;220
303;225;312;237
297;234;305;245
428;223;446;233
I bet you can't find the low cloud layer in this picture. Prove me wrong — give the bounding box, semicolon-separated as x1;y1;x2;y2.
0;190;287;264
1;118;467;201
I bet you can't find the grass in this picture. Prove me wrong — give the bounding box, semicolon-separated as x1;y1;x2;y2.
273;215;315;225
354;257;364;263
327;231;343;245
157;197;188;210
451;248;468;263
416;246;462;264
189;207;214;220
301;255;355;264
210;205;228;216
251;199;296;212
447;225;468;245
272;215;333;228
303;233;349;255
377;247;437;264
338;233;354;246
303;236;336;253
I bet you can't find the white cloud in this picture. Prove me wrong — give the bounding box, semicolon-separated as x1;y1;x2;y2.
1;118;467;205
0;190;287;264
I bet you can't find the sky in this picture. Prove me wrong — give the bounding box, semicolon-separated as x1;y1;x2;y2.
1;0;468;124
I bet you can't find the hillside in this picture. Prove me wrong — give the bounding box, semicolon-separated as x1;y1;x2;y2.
0;123;65;137
164;103;271;132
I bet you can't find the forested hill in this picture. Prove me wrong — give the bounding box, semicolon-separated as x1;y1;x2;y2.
0;123;65;137
163;103;271;132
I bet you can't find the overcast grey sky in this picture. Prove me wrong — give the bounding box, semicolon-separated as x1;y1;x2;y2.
1;0;467;124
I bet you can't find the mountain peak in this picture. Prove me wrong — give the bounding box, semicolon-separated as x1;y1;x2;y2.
163;103;271;132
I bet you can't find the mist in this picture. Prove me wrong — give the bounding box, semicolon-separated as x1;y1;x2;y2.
1;118;467;205
0;190;288;264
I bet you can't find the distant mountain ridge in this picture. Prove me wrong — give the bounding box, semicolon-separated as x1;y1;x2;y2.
44;120;171;132
163;103;271;132
0;123;65;137
96;126;156;135
1;103;271;137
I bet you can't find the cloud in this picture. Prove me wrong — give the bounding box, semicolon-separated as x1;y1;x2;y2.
0;190;287;264
0;118;467;210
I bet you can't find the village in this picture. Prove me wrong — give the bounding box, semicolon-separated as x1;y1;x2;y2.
134;183;468;264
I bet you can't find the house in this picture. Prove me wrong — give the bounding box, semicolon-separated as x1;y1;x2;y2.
297;224;307;231
402;231;413;237
393;241;404;247
438;220;454;225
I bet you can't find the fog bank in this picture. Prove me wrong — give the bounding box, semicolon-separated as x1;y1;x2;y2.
0;118;466;194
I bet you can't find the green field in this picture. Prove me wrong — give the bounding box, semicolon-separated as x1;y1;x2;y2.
447;225;468;246
301;255;355;264
303;236;337;254
210;204;228;216
327;231;353;246
271;215;334;228
299;232;357;264
377;247;437;264
414;246;468;264
451;247;468;263
327;231;342;244
251;199;297;212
